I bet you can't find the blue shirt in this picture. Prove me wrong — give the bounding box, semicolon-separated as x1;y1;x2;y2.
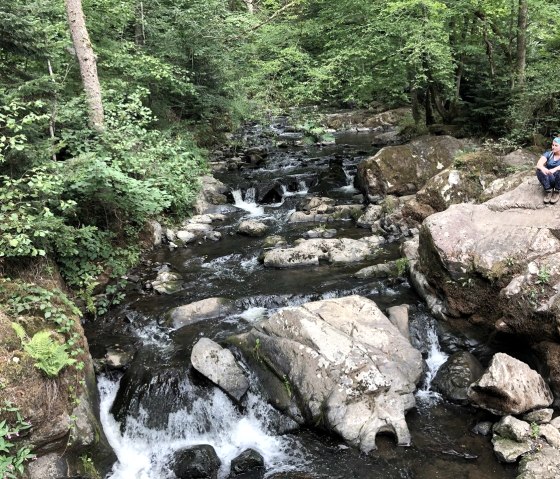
544;151;560;169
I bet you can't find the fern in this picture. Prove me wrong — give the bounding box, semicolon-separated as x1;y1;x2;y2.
11;325;76;378
11;322;27;341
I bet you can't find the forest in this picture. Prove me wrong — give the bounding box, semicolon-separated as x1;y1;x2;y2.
1;0;560;477
1;0;559;297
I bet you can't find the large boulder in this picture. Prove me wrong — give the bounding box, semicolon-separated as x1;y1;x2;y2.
534;342;560;403
416;177;560;340
518;446;560;479
356;135;472;199
191;338;249;401
467;353;553;415
413;150;536;216
262;237;384;268
194;176;228;214
432;351;484;404
414;151;498;212
230;296;423;453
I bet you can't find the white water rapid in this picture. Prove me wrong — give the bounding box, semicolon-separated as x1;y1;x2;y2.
98;376;305;479
415;320;448;405
232;188;265;216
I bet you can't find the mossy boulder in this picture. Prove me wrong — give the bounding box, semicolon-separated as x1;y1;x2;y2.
356;135;473;200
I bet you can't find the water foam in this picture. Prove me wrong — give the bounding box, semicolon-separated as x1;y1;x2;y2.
232;188;265;216
415;320;448;405
99;376;305;479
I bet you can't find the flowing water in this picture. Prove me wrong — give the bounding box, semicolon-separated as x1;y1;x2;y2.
86;123;516;478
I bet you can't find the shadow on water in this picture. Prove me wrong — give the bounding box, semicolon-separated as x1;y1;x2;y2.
86;125;517;479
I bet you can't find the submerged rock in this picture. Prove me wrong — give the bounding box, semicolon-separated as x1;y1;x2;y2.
166;297;237;329
230;295;423;453
172;445;221;479
229;448;265;478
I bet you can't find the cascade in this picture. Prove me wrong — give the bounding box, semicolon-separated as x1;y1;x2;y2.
87;122;515;479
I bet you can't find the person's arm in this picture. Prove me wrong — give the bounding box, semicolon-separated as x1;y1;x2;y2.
536;154;553;175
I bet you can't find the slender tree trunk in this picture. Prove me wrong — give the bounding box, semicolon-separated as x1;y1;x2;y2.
244;0;254;14
515;0;528;89
47;59;57;161
135;1;146;46
65;0;104;132
425;88;435;125
482;25;496;80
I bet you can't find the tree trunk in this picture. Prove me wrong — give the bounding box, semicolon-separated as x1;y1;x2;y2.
244;0;254;14
425;88;435;126
135;2;146;46
515;0;528;89
47;59;57;161
65;0;104;132
482;25;496;80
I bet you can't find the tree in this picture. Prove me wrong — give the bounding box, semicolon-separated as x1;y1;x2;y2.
65;0;104;132
515;0;528;88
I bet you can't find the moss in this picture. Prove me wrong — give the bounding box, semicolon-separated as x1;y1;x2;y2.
452;150;500;174
381;196;397;215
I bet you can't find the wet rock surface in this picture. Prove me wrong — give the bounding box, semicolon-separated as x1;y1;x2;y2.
172;445;221;479
85;116;521;479
191;337;249;401
232;295;423;453
432;351;484;404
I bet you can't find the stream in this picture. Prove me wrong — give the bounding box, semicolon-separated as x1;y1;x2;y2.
85;120;516;479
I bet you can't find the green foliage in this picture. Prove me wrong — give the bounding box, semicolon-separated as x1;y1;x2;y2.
282;374;293;399
298;119;335;144
530;421;540;439
395;258;409;277
11;324;76;378
1;280;85;368
536;266;551;286
0;401;35;478
253;337;262;362
0;86;206;293
79;453;101;479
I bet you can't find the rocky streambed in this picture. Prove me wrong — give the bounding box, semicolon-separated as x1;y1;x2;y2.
84;111;560;479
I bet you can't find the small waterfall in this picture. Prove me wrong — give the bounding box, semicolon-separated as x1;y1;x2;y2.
337;167;358;194
232;188;264;216
281;180;308;197
296;180;309;195
415;320;448;405
99;376;305;479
